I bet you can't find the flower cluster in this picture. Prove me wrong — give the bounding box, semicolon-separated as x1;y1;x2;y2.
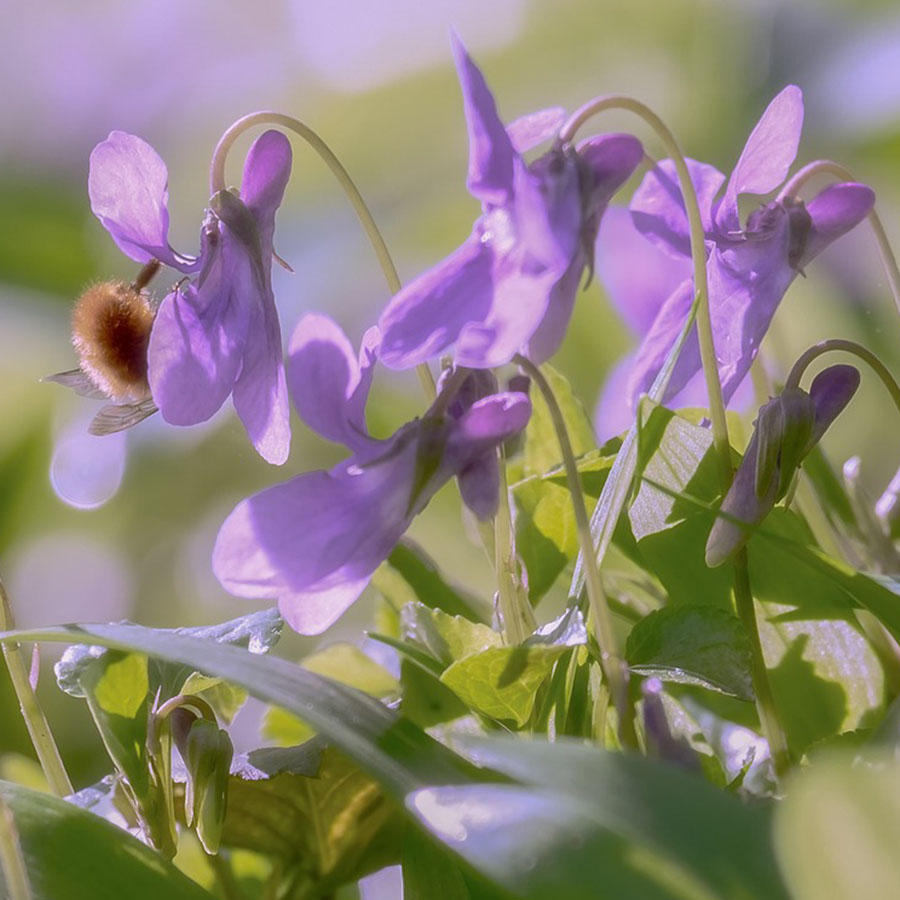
70;36;877;634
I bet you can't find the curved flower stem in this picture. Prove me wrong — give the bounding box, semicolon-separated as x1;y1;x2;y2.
779;160;900;320
785;338;900;415
210;111;436;400
733;550;792;778
514;355;637;748
493;445;535;645
0;577;72;798
559;96;732;487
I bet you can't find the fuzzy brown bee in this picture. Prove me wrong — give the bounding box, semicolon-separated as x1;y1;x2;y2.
71;279;155;403
45;260;162;435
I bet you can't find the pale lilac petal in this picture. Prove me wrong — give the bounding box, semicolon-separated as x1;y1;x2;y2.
800;182;876;266
50;422;127;510
576;134;644;208
512;153;581;269
450;391;532;448
630;158;726;257
457;453;501;521
626;277;703;406
148;269;250;427
454;263;560;368
507;107;566;153
88;131;197;273
717;86;804;232
707;227;797;403
594;353;638;442
213;447;415;635
379;236;494;369
288;313;380;453
595;206;692;337
450;31;516;206
522;255;584;365
232;296;291;466
238;130;293;250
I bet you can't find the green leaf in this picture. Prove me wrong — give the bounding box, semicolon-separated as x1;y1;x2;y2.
440;736;789;900
520;363;596;479
403;604;501;668
2;622;477;798
570;292;701;602
440;646;569;726
402;826;473;900
626;606;754;701
399;660;470;729
374;539;489;622
302;643;399;698
222;745;405;894
513;452;616;602
774;753;900;900
262;642;399;748
0;781;215;900
622;407;887;756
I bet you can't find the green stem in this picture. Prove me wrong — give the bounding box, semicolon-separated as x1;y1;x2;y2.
559;96;732;486
0;797;31;900
779;160;900;320
493;445;535;644
785;338;900;415
209;111;436;400
514;355;637;748
733;549;792;779
0;578;72;798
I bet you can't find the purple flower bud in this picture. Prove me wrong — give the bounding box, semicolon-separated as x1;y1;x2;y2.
706;365;859;567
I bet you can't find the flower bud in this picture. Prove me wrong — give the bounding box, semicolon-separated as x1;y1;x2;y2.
178;717;233;855
706;365;859;567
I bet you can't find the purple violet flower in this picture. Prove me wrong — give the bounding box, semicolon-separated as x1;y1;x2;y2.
212;313;531;634
377;34;643;370
88;129;293;464
601;86;875;415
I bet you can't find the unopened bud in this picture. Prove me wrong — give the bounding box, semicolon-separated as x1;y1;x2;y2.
180;718;233;855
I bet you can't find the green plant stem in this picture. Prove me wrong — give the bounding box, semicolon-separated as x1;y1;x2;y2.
560;97;795;765
209;111;436;401
779;160;900;320
732;549;792;779
514;355;637;748
493;445;535;644
560;97;732;486
784;339;900;415
0;578;72;798
0;797;31;900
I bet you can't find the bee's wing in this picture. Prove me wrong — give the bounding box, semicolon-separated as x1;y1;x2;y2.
43;369;108;400
89;399;158;436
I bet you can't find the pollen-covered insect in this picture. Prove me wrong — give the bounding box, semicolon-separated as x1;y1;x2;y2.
45;260;162;435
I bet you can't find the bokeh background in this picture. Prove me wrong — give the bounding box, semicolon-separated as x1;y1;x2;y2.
1;0;899;818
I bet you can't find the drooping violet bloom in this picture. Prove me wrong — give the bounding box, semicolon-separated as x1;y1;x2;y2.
377;34;643;370
213;314;531;634
705;364;860;567
592;207;755;440
88;129;293;464
609;86;874;414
